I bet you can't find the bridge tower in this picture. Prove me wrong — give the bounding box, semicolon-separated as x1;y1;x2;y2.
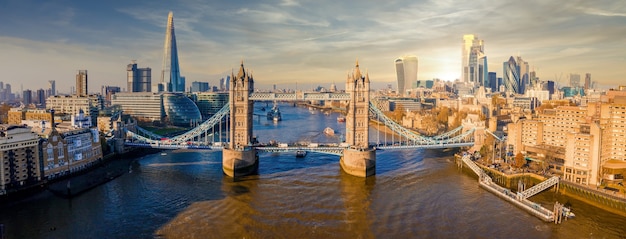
341;60;376;177
223;61;258;177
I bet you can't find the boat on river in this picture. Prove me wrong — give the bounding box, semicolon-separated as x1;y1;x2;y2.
323;127;335;136
296;150;307;158
267;106;282;121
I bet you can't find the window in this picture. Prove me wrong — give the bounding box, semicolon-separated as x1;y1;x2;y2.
58;143;64;158
47;144;54;161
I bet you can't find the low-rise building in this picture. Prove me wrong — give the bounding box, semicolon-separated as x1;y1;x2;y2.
40;126;102;180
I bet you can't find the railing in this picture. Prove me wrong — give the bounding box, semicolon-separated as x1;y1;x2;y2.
461;154;485;178
256;146;345;156
518;176;559;200
249;92;350;101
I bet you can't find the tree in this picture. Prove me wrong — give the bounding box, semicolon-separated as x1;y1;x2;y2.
392;104;406;121
437;106;449;127
514;152;526;168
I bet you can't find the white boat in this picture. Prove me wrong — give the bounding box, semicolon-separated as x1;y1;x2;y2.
161;152;167;156
323;127;335;136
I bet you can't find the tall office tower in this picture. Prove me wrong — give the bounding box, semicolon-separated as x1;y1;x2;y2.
191;81;209;92
36;89;46;106
517;56;529;94
488;72;497;93
503;57;520;94
502;56;530;95
157;11;184;93
219;78;225;91
584;73;591;90
127;61;152;92
4;84;12;101
22;90;32;105
462;34;485;87
48;80;56;97
0;82;4;102
223;76;230;91
76;70;88;96
545;81;555;95
395;55;418;96
394;58;405;95
569;74;581;88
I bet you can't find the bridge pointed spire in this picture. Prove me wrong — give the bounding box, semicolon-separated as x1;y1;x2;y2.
237;60;246;79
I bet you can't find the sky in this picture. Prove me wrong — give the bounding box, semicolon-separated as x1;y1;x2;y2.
0;0;625;94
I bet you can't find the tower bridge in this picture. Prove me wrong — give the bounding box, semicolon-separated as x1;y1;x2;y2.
123;61;484;178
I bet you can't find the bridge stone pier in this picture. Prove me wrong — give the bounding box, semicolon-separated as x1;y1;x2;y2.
341;61;376;177
223;61;259;177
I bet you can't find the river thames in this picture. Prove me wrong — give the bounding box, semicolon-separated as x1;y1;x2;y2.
1;103;625;238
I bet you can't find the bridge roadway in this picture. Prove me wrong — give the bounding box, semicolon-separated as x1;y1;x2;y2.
248;92;350;101
124;141;476;154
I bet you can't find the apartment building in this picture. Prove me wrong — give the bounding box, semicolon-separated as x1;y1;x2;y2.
0;125;41;195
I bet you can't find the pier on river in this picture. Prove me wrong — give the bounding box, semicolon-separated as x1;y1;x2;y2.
459;154;570;223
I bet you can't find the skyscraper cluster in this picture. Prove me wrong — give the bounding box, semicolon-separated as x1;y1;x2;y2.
0;82;14;102
395;55;418;96
462;34;487;88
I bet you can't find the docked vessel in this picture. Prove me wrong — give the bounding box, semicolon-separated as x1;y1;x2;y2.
267;105;282;121
337;116;345;122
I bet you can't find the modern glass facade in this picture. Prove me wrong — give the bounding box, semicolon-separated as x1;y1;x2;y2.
112;92;201;126
462;34;484;87
192;92;228;120
503;56;529;95
395;55;417;96
127;62;151;92
162;93;201;126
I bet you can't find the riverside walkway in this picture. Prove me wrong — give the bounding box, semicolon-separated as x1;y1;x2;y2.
460;155;561;222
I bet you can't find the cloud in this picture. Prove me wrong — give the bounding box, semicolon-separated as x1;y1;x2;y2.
1;0;625;90
279;0;299;7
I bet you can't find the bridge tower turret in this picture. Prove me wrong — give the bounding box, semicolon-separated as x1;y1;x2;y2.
223;61;258;177
341;60;376;177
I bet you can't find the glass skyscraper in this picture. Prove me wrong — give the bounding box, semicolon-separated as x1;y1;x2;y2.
395;55;418;96
503;56;529;95
156;12;185;93
462;34;485;88
127;61;152;92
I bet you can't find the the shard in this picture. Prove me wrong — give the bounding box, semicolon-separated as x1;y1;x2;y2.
156;11;184;93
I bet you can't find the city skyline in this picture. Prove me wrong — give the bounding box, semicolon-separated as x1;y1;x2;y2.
0;0;625;92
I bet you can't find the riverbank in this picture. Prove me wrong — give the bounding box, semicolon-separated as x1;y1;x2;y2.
466;155;626;218
0;148;161;204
